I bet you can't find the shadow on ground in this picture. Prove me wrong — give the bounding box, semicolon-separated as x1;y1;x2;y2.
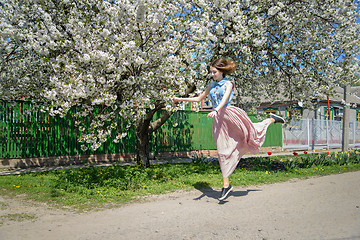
192;181;261;204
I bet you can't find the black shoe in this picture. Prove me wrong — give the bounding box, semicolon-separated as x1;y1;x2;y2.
219;185;233;201
269;113;285;124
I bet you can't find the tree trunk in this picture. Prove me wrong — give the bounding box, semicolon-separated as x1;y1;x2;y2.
136;119;151;168
135;109;174;168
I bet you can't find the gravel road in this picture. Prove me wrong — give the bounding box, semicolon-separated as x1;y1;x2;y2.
1;171;360;240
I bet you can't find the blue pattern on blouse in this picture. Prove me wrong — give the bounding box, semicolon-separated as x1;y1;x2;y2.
208;77;234;109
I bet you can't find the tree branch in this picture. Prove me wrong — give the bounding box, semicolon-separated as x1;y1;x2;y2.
149;109;172;133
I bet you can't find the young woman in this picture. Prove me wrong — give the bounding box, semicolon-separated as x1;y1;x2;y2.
172;58;285;201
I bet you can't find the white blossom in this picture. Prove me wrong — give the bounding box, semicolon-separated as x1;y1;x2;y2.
268;6;281;16
136;1;146;22
81;145;88;152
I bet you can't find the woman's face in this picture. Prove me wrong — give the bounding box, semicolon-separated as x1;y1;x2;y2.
210;66;223;81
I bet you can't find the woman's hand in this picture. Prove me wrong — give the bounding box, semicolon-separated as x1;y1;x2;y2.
207;110;217;118
171;97;182;102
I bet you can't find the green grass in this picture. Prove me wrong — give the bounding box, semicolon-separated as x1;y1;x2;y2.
1;150;360;211
0;213;37;226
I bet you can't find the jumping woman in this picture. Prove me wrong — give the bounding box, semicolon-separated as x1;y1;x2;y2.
172;58;285;201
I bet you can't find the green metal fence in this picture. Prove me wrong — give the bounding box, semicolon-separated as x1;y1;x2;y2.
0;101;282;159
154;110;283;153
0;101;136;158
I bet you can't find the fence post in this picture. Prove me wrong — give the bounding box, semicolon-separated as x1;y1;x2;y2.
326;119;329;149
353;121;356;146
307;119;310;150
311;118;315;150
342;85;349;152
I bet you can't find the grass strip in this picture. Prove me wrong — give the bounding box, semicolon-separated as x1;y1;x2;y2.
0;150;360;211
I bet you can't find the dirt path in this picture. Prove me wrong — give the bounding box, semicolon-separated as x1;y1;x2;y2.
1;171;360;240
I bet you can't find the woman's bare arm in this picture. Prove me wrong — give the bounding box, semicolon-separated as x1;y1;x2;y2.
172;84;211;103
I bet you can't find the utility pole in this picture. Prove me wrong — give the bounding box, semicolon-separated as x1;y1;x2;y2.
342;85;349;152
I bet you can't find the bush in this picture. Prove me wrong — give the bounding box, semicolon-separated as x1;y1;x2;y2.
272;150;360;170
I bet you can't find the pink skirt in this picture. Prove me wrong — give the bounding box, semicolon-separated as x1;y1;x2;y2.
212;106;273;178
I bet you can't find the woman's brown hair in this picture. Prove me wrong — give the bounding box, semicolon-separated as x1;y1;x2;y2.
210;58;236;76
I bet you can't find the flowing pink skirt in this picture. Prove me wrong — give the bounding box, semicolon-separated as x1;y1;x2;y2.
212;106;273;178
